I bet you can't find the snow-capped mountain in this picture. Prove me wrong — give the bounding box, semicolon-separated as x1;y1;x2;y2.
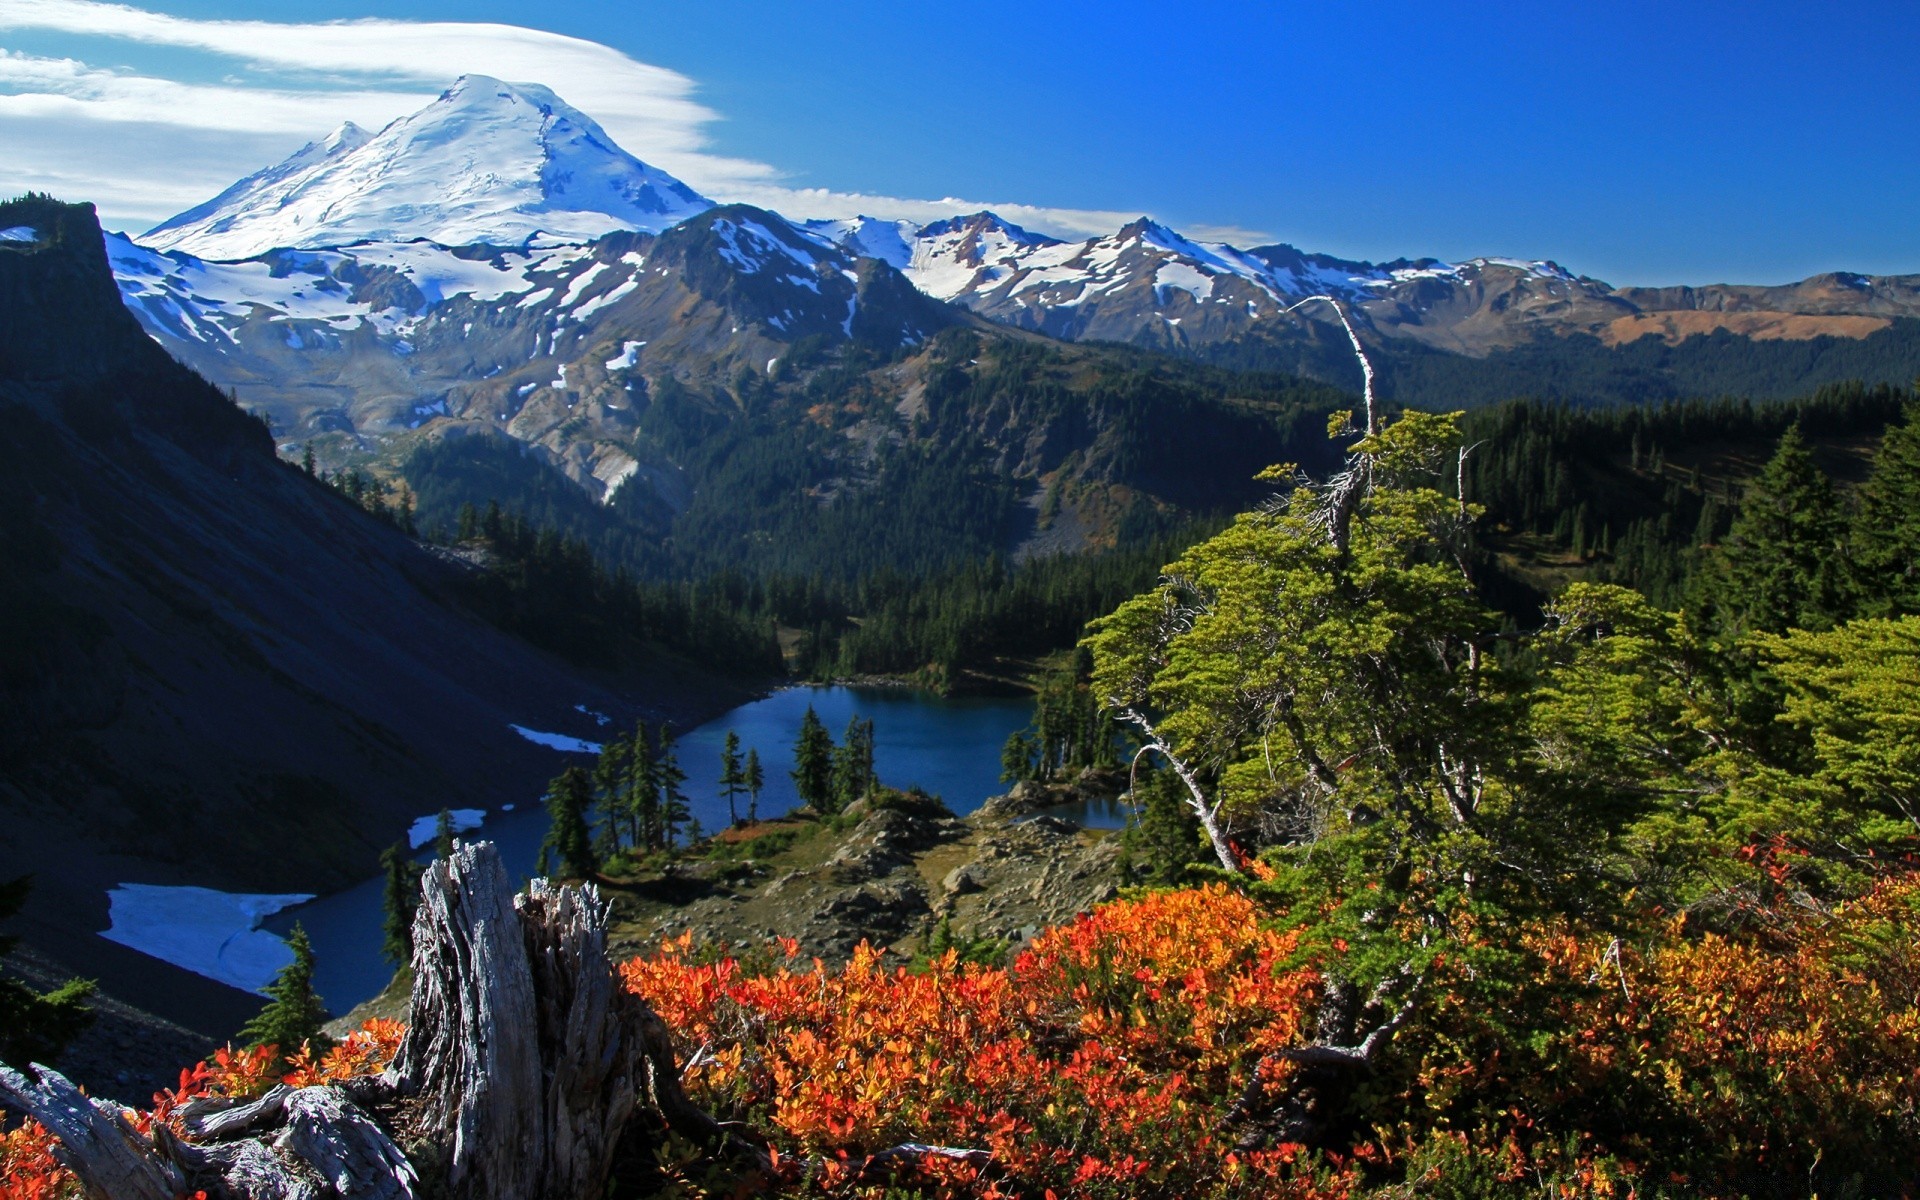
107;73;1920;512
802;211;1612;354
142;75;713;261
110;203;950;498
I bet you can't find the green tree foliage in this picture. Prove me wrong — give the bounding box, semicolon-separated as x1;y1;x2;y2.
593;735;632;859
1001;650;1118;784
540;767;599;879
626;722;662;851
791;706;835;812
999;730;1038;785
1455;383;1906;610
238;924;330;1067
0;876;94;1066
1080;383;1920;1112
1087;408;1502;878
657;732;690;849
1757;616;1920;851
830;716;877;811
1117;767;1208;887
1709;424;1853;634
745;748;765;824
1853;404;1920;616
719;731;745;826
378;843;423;967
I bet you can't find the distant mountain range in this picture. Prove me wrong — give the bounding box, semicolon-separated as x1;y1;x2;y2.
95;74;1920;519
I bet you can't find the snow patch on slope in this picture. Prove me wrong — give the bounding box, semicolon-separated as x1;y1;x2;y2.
509;724;603;753
100;884;314;994
408;808;486;849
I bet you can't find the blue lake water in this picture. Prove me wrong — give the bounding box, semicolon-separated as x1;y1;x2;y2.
263;684;1132;1015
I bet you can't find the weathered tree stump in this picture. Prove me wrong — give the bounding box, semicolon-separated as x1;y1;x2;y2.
0;841;760;1199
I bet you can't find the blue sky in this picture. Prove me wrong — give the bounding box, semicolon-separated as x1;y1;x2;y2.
2;0;1915;284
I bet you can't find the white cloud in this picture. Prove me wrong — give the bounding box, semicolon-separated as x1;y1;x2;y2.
0;0;1146;241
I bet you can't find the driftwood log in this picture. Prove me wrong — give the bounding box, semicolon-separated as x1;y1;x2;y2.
0;841;764;1199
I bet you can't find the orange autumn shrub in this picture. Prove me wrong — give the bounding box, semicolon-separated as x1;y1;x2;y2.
0;1120;76;1200
620;883;1343;1198
1385;876;1920;1195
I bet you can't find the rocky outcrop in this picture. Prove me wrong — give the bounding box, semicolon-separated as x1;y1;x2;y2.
604;788;1126;967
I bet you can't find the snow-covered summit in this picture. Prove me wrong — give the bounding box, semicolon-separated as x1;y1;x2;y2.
141;76;713;261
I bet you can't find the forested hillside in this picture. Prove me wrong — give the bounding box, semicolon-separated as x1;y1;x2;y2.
1198;317;1920;409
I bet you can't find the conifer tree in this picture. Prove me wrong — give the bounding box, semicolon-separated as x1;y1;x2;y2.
791;705;835;812
378;842;423;967
593;736;631;857
625;722;661;850
0;876;94;1066
745;748;765;824
719;731;745;826
831;716;877;810
541;767;599;879
1853;404;1920;617
1713;425;1853;634
658;732;690;848
239;924;330;1068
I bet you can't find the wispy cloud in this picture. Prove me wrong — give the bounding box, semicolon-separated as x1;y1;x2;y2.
0;0;1144;240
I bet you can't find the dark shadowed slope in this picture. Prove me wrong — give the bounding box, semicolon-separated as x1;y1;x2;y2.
0;197;745;1040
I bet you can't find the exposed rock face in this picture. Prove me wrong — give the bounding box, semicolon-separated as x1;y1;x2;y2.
603;791;1125;967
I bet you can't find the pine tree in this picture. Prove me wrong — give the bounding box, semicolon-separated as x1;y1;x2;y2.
625;722;661;850
1713;425;1853;634
719;730;745;827
378;843;423;967
831;716;877;811
541;767;599;879
791;705;835;812
658;731;690;848
1854;404;1920;616
301;444;316;477
593;736;632;857
239;924;330;1067
0;875;94;1066
432;808;456;860
745;748;765;824
1001;729;1038;784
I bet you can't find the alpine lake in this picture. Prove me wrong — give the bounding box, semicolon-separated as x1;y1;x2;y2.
263;685;1134;1013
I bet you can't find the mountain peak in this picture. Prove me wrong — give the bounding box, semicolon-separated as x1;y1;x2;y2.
140;77;713;260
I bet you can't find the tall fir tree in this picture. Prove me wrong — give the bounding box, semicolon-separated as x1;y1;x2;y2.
745;748;765;824
719;731;745;826
378;843;423;967
239;924;330;1067
658;731;690;849
830;716;877;811
1853;403;1920;617
1711;425;1853;634
541;767;599;879
791;705;835;812
625;722;661;851
592;736;631;859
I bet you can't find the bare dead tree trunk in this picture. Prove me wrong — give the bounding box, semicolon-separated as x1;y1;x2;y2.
0;840;765;1200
